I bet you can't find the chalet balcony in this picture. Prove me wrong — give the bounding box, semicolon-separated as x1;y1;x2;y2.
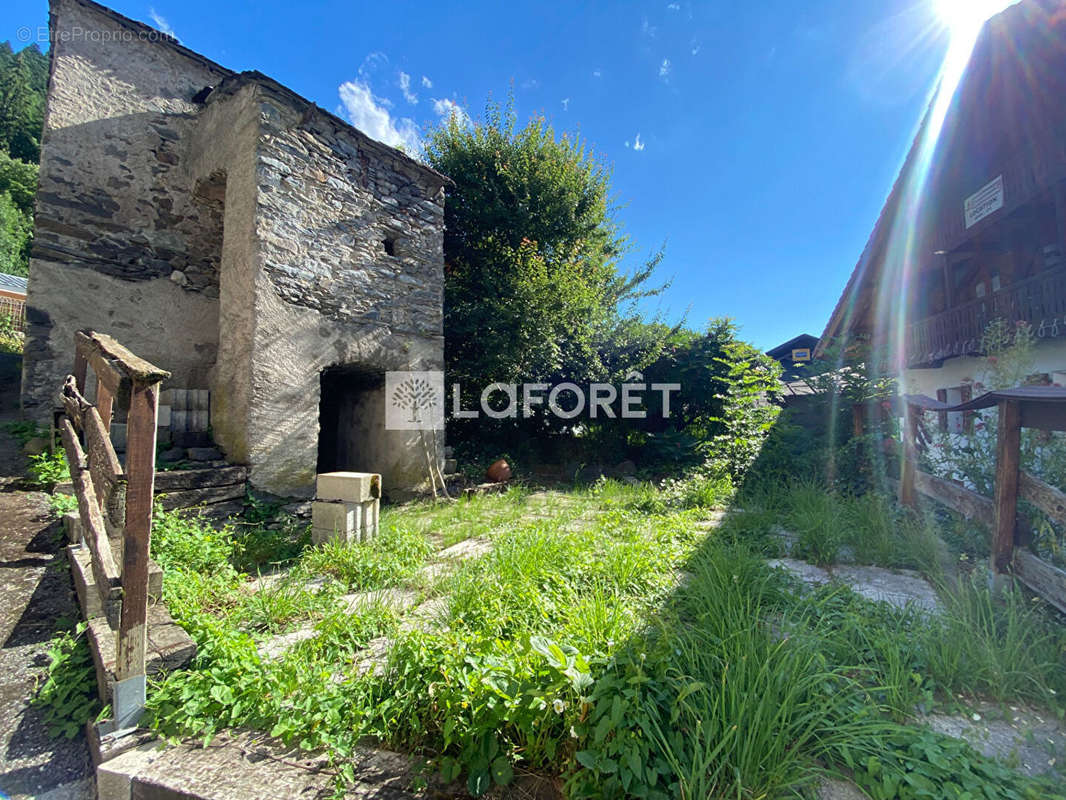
905;266;1066;367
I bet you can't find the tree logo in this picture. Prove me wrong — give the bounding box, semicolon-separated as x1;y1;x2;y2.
385;371;445;430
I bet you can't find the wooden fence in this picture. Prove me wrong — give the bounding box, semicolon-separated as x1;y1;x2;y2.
57;330;169;728
0;293;25;331
898;388;1066;615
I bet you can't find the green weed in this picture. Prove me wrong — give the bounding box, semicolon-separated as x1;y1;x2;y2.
32;622;100;739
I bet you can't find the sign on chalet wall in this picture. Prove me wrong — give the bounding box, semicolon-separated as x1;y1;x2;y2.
964;175;1004;229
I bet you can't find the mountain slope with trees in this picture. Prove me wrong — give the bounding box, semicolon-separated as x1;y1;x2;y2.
0;40;48;277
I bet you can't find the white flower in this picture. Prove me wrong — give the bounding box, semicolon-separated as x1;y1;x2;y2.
570;725;578;739
553;699;566;714
972;713;981;721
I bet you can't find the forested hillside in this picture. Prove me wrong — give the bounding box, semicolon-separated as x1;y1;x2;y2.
0;41;48;277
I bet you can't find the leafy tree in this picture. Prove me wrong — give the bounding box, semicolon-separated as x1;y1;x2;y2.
0;43;48;163
623;318;782;474
0;149;38;214
0;190;31;276
424;99;664;395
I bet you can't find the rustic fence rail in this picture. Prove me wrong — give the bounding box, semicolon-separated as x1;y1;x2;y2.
899;389;1066;615
57;330;169;728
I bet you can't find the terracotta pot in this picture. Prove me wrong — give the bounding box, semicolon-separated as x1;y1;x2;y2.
486;459;512;483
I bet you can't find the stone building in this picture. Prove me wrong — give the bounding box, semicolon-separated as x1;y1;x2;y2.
22;0;448;496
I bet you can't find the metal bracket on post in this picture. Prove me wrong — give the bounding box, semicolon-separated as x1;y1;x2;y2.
113;674;146;731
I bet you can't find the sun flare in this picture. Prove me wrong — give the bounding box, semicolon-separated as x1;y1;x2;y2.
934;0;1017;38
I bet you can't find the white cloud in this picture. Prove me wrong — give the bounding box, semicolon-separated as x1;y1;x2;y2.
149;8;177;39
659;58;671;78
561;98;570;111
691;41;702;56
338;79;421;155
432;97;470;126
521;78;540;90
592;68;602;78
641;17;657;38
633;133;645;151
667;2;680;10
421;75;433;88
399;71;418;104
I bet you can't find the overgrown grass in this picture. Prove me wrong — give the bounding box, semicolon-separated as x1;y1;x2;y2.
140;482;1066;799
299;525;435;591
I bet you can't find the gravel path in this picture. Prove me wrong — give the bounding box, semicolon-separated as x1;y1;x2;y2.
0;370;94;800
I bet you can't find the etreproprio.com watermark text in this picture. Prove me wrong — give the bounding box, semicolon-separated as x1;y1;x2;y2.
385;371;680;431
16;25;177;45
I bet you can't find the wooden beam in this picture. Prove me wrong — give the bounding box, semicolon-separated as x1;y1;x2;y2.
57;417;122;621
115;381;160;684
899;407;919;508
97;381;114;434
1012;549;1066;616
75;330;130;404
851;404;864;438
1019;470;1066;525
1019;401;1066;432
84;406;126;528
993;400;1022;573
914;469;995;527
72;349;87;396
75;330;170;389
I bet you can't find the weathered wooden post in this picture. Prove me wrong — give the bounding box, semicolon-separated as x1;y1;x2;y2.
899;400;919;509
991;399;1021;574
114;375;161;728
851;402;865;438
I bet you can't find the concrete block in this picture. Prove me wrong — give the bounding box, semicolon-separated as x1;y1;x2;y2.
315;471;381;502
311;498;380;545
156;404;171;427
311;500;359;545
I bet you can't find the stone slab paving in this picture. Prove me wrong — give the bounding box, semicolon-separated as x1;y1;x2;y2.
0;410;95;800
257;536;493;662
923;701;1066;777
766;558;941;612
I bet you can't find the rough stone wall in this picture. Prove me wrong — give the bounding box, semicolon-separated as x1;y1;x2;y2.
23;0;447;496
255;92;445;337
244;85;445;494
181;81;263;467
22;0;231;414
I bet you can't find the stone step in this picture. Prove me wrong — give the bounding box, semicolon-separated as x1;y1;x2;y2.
154;465;249;491
86;605;197;704
158;483;247;511
69;541;163;622
97;731;418;800
154;465;249;512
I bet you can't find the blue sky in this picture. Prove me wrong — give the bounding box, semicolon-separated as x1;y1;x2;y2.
4;1;965;350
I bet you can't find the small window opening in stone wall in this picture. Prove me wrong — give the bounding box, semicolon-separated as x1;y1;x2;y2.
383;237;397;257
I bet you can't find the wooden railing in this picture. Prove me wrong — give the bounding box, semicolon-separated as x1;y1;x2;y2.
905;266;1066;367
57;330;169;728
900;391;1066;615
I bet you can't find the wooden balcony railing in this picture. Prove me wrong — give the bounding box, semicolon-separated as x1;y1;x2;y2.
905;266;1066;367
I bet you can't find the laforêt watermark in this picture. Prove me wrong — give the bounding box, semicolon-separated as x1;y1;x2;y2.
386;370;680;431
